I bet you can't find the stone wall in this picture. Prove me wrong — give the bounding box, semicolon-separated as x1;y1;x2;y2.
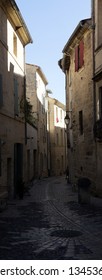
67;28;97;191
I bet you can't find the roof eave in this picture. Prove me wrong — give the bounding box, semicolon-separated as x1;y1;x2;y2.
1;0;33;46
36;66;48;86
63;18;91;53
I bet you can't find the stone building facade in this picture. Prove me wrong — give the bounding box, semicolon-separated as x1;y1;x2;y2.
0;0;32;201
26;63;48;178
59;18;97;192
47;95;66;176
92;0;102;195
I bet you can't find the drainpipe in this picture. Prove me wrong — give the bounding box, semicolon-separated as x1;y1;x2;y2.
24;47;27;145
91;0;96;125
91;0;97;187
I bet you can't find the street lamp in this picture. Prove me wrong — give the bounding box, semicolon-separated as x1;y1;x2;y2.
64;113;70;126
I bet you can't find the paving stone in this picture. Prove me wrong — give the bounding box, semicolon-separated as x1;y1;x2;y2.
0;176;102;259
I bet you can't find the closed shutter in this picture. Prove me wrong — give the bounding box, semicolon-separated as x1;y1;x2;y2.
79;40;84;68
0;74;3;108
75;46;79;72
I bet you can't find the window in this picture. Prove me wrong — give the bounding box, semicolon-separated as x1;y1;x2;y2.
75;40;84;71
79;110;83;135
99;87;102;119
13;33;17;57
0;74;3;108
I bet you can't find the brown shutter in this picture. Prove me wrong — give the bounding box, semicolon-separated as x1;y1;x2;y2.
79;40;84;68
75;46;79;72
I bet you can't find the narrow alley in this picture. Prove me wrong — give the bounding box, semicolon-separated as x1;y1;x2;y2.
0;176;102;260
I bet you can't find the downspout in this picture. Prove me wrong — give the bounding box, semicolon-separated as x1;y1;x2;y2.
91;0;97;188
92;0;96;125
24;47;27;145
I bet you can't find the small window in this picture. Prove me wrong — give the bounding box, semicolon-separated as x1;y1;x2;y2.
13;33;17;57
79;110;83;135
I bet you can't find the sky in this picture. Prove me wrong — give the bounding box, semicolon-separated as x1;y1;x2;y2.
16;0;91;104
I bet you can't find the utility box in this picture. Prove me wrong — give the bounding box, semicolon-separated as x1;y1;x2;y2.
78;177;91;204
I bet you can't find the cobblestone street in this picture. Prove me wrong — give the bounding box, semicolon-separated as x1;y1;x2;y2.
0;176;102;260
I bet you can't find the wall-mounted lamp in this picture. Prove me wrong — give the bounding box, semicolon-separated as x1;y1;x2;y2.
64;111;72;126
64;114;70;126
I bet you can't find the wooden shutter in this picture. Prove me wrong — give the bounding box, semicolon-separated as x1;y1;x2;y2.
79;110;83;135
0;74;3;108
79;40;84;68
75;46;79;72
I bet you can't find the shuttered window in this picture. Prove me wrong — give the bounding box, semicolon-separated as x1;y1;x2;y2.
79;110;83;135
79;41;84;68
75;40;84;71
0;74;3;108
75;46;79;71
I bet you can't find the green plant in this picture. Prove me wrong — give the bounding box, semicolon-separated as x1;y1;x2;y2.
20;96;36;127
